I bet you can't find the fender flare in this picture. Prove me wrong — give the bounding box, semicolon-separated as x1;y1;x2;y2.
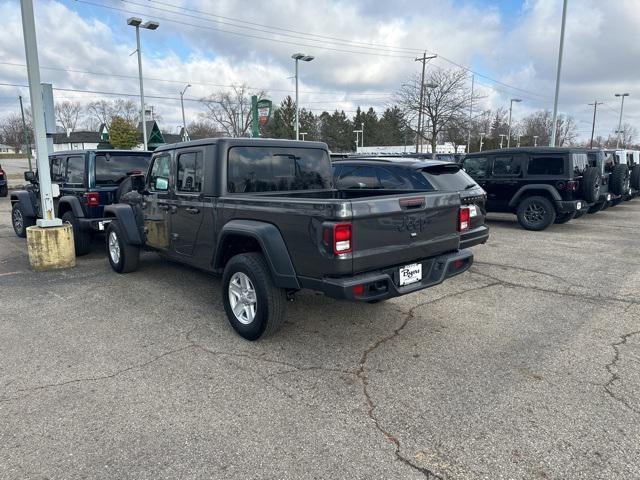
9;190;37;218
57;195;85;218
508;184;562;207
103;204;143;245
215;220;300;290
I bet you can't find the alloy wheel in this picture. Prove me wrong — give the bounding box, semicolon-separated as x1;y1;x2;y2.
108;231;121;264
228;272;257;325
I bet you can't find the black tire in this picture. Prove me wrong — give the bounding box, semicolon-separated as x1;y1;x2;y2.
611;197;623;207
554;211;575;224
588;202;605;214
106;221;140;273
631;165;640;190
222;252;286;341
0;185;7;197
573;209;587;219
516;196;556;231
580;167;601;204
61;211;91;256
610;165;630;196
11;202;36;238
601;200;609;210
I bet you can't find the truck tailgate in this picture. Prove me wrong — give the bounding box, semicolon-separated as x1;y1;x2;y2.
350;192;461;273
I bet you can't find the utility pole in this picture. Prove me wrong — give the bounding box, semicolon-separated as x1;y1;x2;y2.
19;95;32;171
615;93;629;148
499;134;506;148
414;52;437;153
361;122;364;147
466;74;474;153
550;0;568;147
507;98;522;148
479;133;486;152
517;135;522;147
20;0;60;227
588;100;603;149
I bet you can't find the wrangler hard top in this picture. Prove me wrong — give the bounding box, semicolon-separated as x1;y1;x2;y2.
104;138;473;340
463;147;604;230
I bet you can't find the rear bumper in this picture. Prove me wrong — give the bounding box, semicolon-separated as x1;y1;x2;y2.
555;199;586;214
78;217;112;232
298;249;473;302
460;225;489;250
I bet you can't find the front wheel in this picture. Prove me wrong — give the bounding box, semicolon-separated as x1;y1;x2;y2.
516;196;556;231
106;221;140;273
11;203;36;238
222;253;286;341
0;185;7;197
61;211;91;256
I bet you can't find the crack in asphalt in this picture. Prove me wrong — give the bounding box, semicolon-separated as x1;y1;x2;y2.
472;260;578;287
355;282;500;479
603;330;640;414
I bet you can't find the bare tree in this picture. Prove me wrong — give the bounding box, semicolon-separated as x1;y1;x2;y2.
396;68;477;153
0;113;32;152
201;85;265;137
187;119;222;139
86;99;139;130
55;101;82;133
619;122;638;148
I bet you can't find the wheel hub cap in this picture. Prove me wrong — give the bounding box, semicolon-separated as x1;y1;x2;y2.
108;231;120;264
13;209;23;231
228;272;257;325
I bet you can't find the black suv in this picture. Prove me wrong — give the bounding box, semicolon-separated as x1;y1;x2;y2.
332;157;489;249
462;148;603;231
0;163;7;197
604;149;638;204
10;150;151;254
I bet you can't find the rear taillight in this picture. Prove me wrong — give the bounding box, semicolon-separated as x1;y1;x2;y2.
333;223;352;254
84;192;100;207
566;180;578;191
458;207;470;232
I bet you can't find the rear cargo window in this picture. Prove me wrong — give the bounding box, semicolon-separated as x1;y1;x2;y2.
422;165;476;191
227;147;331;193
528;156;564;175
95;154;150;185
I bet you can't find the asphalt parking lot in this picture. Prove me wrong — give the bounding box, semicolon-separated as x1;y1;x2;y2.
1;195;639;480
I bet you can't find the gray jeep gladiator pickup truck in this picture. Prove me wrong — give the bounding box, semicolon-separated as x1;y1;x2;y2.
104;138;473;340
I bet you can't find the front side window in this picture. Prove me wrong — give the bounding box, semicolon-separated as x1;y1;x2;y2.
227;147;331;193
177;151;203;193
149;154;171;191
528;156;564;175
50;157;64;182
492;156;521;176
66;156;85;184
462;157;488;178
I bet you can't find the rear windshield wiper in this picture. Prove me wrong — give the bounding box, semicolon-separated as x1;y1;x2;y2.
464;183;477;190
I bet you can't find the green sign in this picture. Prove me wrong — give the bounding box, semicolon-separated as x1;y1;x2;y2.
252;97;273;137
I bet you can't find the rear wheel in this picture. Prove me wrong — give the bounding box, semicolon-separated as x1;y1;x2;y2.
580;167;601;203
61;211;91;256
222;253;286;341
631;165;640;190
588;202;605;214
106;221;140;273
610;165;630;196
611;197;623;207
0;185;7;197
11;203;36;238
573;209;587;219
516;196;556;231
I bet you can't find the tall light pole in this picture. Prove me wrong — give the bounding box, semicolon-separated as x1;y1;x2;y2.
550;0;568;147
517;135;522;147
354;128;363;152
507;98;521;147
292;53;314;140
128;17;159;151
414;53;437;153
180;83;191;142
499;134;506;149
534;135;539;147
588;100;603;149
479;132;486;152
467;74;475;153
615;93;630;148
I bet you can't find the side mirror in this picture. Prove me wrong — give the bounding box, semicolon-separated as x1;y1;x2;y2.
131;174;146;192
24;171;36;182
155;177;169;191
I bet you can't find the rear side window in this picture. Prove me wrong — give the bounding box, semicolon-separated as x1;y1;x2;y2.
572;153;588;175
422;165;476;191
95;154;150;185
462;157;488;177
66;156;85;184
492;156;521;176
528;156;564;175
227;147;331;193
336;165;381;189
177;151;203;193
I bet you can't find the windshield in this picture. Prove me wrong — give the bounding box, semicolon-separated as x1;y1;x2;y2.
421;164;478;191
95;153;151;185
227;146;332;193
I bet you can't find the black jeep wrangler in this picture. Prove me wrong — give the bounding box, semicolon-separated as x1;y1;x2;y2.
604;149;638;205
10;150;151;254
462;147;603;231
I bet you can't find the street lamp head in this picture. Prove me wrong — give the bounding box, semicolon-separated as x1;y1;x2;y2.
292;53;306;60
512;98;522;103
142;21;160;30
425;83;438;89
302;55;314;62
127;17;142;27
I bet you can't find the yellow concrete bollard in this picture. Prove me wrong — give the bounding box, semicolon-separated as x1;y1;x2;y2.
26;224;76;271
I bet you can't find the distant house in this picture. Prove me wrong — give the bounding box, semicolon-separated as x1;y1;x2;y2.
52;131;101;151
0;143;16;153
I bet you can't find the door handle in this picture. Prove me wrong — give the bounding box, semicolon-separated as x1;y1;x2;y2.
158;204;178;213
185;207;200;214
158;204;170;211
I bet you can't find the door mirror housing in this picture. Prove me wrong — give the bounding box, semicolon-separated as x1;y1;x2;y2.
131;173;146;192
24;171;36;182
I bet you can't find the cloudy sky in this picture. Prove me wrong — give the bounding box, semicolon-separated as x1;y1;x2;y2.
1;0;639;141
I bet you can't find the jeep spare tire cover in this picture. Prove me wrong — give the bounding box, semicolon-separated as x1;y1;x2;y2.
631;165;640;190
580;167;601;203
610;164;629;196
